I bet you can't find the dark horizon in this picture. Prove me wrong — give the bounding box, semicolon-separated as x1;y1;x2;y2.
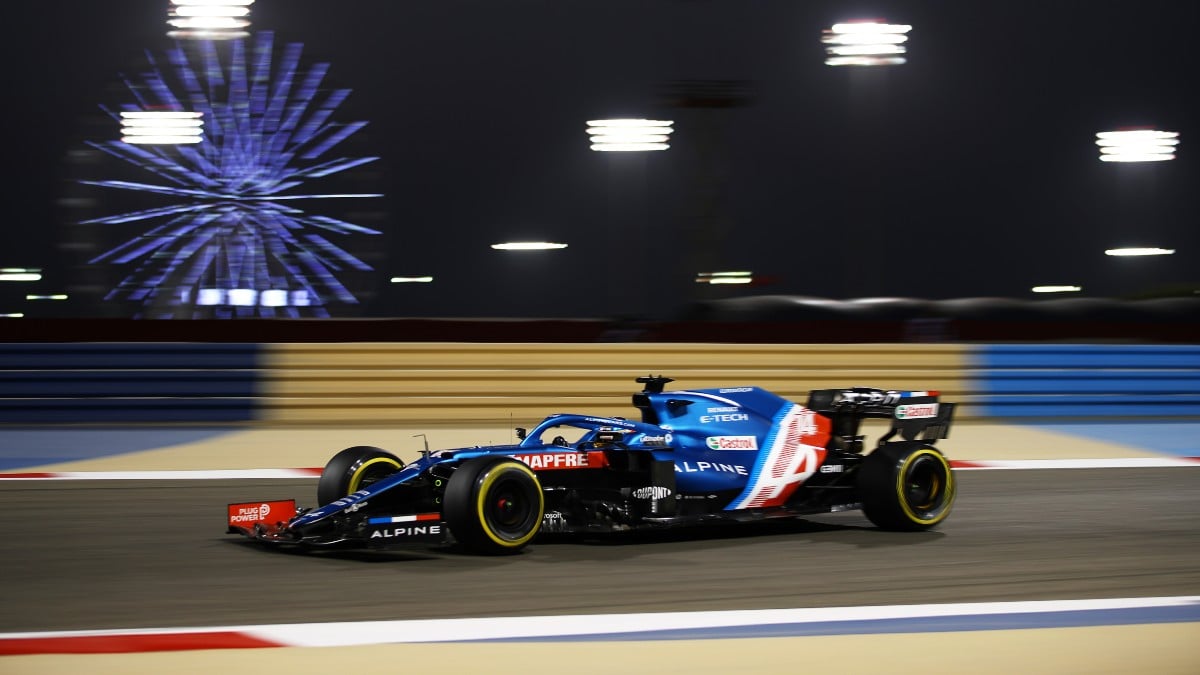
3;1;1197;320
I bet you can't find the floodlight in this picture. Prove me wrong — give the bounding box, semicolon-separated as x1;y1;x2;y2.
390;276;434;283
491;242;568;251
259;290;288;307
197;288;224;305
1095;129;1179;162
1104;247;1175;256
587;119;673;152
1031;285;1082;293
823;21;912;66
227;288;257;306
119;111;204;145
168;1;254;39
696;271;753;284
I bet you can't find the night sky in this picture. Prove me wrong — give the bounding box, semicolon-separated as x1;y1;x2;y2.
3;1;1198;319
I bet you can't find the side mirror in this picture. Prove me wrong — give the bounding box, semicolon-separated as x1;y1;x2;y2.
515;427;527;440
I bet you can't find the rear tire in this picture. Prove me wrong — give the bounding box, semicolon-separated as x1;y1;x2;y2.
859;442;955;531
444;456;544;555
317;446;405;506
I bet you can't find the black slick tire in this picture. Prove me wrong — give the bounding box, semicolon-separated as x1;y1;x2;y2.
317;446;405;506
859;442;956;531
444;456;544;555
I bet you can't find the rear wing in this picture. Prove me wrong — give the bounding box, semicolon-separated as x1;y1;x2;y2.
806;387;955;446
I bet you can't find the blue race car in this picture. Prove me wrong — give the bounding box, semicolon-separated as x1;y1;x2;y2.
227;376;957;554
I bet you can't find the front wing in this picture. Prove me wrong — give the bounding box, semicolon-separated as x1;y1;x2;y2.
227;500;450;548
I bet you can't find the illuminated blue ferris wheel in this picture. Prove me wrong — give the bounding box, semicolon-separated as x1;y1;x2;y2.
81;31;382;318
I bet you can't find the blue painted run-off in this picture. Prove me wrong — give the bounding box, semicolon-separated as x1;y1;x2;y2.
1025;421;1200;458
0;428;240;471
481;604;1200;642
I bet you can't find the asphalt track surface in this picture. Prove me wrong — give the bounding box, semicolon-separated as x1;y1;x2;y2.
2;469;1198;634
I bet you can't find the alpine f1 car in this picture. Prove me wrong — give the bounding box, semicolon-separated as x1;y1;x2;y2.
227;376;957;554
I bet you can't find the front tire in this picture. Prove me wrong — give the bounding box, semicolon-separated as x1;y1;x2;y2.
859;442;956;531
444;456;544;555
317;446;405;506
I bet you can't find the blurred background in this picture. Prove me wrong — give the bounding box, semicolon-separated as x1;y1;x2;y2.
0;0;1197;324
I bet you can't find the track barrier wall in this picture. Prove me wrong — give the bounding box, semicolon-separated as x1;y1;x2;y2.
0;343;1196;425
0;344;259;424
974;344;1200;418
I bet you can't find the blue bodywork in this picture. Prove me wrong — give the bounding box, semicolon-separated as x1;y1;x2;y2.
289;385;796;531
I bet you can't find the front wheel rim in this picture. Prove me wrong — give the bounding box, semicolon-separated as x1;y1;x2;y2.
485;477;537;539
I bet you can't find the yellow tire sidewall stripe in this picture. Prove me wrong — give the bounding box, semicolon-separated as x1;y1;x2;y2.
475;462;544;548
895;448;955;525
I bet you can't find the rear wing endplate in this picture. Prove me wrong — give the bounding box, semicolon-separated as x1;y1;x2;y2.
806;387;955;444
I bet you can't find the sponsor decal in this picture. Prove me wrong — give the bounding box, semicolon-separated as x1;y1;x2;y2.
541;511;568;532
583;417;635;427
719;387;753;393
706;435;758;450
726;404;832;510
229;502;271;524
840;390;902;405
511;452;590;470
368;513;441;525
330;490;370;509
369;524;443;539
699;413;750;424
707;406;740;413
631;486;673;499
675;461;749;476
227;500;295;526
896;403;940;419
820;464;844;473
641;435;668;446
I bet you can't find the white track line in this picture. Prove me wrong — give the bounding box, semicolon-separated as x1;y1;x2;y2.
951;458;1200;470
2;596;1197;649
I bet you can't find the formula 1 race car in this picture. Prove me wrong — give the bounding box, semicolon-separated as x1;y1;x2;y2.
227;376;957;554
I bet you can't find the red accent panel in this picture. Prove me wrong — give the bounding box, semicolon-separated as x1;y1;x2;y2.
0;472;56;479
509;451;608;470
0;632;281;655
227;499;297;532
